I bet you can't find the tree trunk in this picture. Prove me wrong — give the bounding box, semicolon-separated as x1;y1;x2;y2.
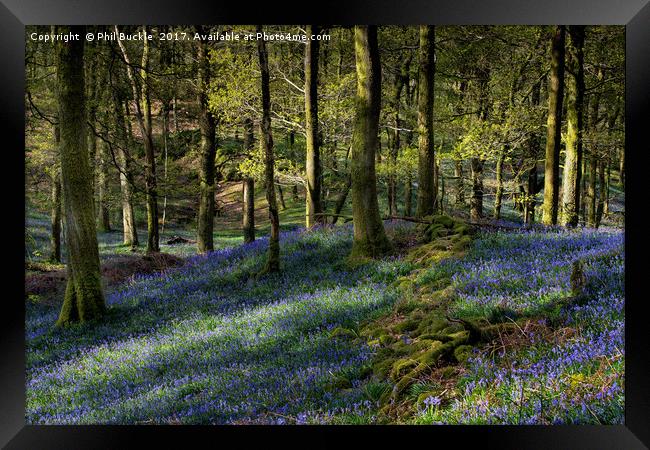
116;25;159;252
242;117;255;243
50;124;62;262
561;26;585;227
257;26;280;273
305;25;323;227
470;158;484;220
97;139;111;232
55;25;105;326
350;25;391;258
277;182;287;210
494;152;505;219
114;97;139;249
596;159;606;228
416;25;436;218
587;155;597;227
404;171;412;217
542;26;565;225
332;174;352;225
524;163;538;224
454;160;465;206
196;29;217;253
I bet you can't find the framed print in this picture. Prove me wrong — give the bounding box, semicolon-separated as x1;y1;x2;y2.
2;0;649;447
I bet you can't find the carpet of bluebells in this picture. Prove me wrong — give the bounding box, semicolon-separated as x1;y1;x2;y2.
25;224;414;424
26;221;624;425
414;226;624;424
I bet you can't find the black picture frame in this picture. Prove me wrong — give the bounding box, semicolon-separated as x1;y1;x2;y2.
3;0;649;447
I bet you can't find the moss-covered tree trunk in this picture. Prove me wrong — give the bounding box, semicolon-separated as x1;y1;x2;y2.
242;117;255;243
257;26;280;272
50;124;62;262
561;26;585;227
469;158;484;220
542;26;565;225
196;29;217;253
350;25;391;258
55;25;105;326
305;25;323;228
415;25;436;218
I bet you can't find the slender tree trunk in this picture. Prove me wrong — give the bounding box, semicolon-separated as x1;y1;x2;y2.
454;160;465;206
542;26;565;225
55;25;105;326
494;152;505;219
332;175;352;225
305;25;323;227
242;117;255;243
50;124;62;262
114;97;139;249
596;160;606;227
350;25;391;258
257;26;280;272
525;163;538;224
97;139;111;232
561;26;585;227
116;25;159;252
161;104;169;235
587;154;597;227
243;178;255;244
196;29;217;253
404;171;412;217
416;25;436;218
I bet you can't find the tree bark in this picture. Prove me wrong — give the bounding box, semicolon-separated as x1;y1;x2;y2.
55;25;105;326
116;25;159;252
561;26;585;227
542;26;565;225
416;25;436;218
196;28;217;253
493;152;505;219
50;124;62;262
257;26;280;273
470;158;484;221
113;96;139;249
350;25;391;258
305;25;323;227
454;160;465;206
97;139;111;232
242;117;255;243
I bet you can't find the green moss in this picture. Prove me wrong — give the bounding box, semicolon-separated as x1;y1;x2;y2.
453;345;473;363
373;357;398;378
431;214;455;228
329;326;358;339
390;358;419;380
379;333;396;346
392;317;420;333
452;235;472;251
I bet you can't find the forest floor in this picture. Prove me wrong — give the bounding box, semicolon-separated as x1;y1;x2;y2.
24;193;625;424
